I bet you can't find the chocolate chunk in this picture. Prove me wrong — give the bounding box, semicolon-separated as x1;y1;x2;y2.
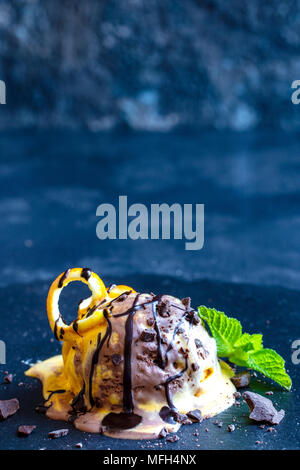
157;300;170;317
181;297;191;309
233;391;241;399
0;398;19;420
242;391;285;425
158;427;169;438
48;429;69;439
166;434;179;443
185;309;200;324
140;330;155;342
111;354;123;366
186;409;202;423
17;425;36;437
191;363;199;372
4;374;13;384
231;372;251;388
228;424;235;432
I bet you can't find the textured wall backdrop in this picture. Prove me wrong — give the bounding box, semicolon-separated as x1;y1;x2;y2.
0;0;300;131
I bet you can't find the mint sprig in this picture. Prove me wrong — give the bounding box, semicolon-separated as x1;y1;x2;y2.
198;306;292;391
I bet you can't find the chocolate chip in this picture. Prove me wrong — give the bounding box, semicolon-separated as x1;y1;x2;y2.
181;297;191;309
0;398;19;421
231;372;251;388
140;330;155;342
228;424;235;432
111;354;123;366
4;374;13;384
158;428;168;438
191;363;199;372
166;434;179;443
147;318;154;327
17;425;36;437
242;391;285;425
186;409;202;423
48;429;69;439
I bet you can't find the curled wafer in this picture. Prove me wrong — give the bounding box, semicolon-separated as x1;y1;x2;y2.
47;268;135;342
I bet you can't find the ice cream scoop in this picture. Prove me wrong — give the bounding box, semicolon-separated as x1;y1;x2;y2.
26;268;235;439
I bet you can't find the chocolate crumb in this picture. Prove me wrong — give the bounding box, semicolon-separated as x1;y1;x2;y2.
218;422;223;428
265;391;274;396
166;434;179;443
228;424;235;432
111;354;123;366
231;372;251;388
233;391;241;399
0;398;19;420
242;391;285;425
48;429;69;439
75;442;83;448
266;427;276;433
17;425;36;437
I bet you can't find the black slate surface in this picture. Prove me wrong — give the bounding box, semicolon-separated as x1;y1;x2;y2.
0;274;299;450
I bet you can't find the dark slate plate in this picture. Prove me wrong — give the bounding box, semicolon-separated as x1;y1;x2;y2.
0;275;299;450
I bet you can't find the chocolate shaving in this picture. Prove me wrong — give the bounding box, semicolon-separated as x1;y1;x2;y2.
17;425;36;437
0;398;19;420
231;372;251;388
242;391;285;425
48;429;69;439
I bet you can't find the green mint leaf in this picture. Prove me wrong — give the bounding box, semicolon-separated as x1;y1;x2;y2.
198;306;242;357
247;348;292;391
198;305;292;391
234;333;263;351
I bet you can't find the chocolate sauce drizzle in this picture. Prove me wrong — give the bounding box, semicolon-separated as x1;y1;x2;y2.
58;269;70;288
46;389;66;401
102;294;142;430
81;268;91;281
88;310;112;407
